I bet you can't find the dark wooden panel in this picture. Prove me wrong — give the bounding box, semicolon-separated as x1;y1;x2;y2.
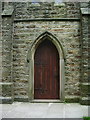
34;40;59;99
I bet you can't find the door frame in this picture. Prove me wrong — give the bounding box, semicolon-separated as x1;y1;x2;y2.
27;31;66;102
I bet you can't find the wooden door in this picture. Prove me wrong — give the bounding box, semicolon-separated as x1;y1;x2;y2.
34;40;59;99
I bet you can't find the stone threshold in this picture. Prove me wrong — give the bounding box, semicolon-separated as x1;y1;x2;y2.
31;99;63;103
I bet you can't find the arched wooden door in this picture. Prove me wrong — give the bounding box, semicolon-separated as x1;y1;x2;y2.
34;40;59;99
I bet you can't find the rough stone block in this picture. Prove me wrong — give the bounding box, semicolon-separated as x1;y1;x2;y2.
1;83;13;97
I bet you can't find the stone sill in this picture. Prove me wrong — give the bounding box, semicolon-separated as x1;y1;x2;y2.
32;99;62;103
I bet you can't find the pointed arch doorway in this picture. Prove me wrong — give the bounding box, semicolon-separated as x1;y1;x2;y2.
28;32;65;102
34;39;59;99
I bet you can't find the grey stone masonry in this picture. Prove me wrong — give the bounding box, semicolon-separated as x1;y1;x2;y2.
0;1;2;103
80;2;90;105
1;2;90;104
13;2;80;20
1;4;14;103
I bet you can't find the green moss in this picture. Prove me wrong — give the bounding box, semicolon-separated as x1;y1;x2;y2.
14;98;29;102
2;85;12;97
1;98;13;104
80;99;90;105
80;84;90;97
65;97;80;103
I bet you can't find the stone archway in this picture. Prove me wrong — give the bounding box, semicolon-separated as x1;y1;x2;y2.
27;31;65;102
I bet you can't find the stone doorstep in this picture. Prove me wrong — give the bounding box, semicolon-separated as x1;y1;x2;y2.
1;102;89;118
31;99;62;103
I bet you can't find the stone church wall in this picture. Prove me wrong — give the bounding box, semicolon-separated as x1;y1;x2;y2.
13;2;81;102
13;20;80;101
1;2;90;104
13;2;80;19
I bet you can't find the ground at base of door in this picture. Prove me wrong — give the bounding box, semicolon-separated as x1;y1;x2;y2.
0;103;89;118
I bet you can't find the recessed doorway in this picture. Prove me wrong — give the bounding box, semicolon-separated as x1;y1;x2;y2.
34;40;60;99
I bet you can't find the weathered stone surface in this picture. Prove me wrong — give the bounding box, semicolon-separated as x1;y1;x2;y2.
80;2;89;8
13;2;80;20
2;5;14;16
1;2;90;104
80;83;90;97
80;4;90;105
81;8;90;15
13;21;80;99
1;4;14;103
1;84;13;97
0;2;2;84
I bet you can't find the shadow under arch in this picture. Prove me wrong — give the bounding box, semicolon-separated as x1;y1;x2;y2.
27;31;65;102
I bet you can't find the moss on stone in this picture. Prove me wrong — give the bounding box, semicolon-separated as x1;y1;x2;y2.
2;84;12;97
65;97;80;103
80;84;90;97
14;97;29;102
